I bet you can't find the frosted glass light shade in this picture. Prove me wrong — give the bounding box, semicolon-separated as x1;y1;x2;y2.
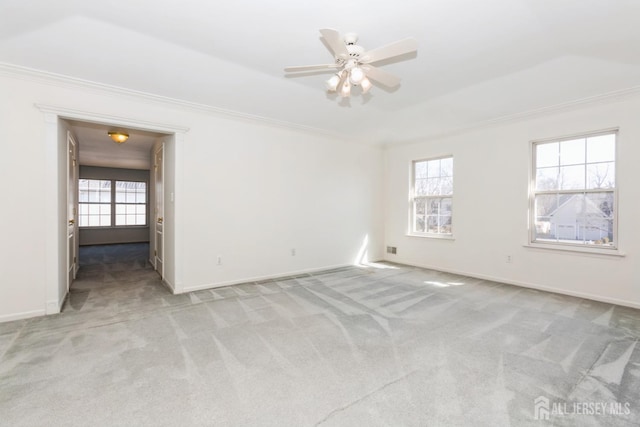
340;80;351;98
349;67;365;84
326;75;340;91
360;77;372;94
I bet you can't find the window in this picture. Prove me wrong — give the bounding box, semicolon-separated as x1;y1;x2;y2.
531;130;616;249
411;156;453;235
79;179;147;227
78;179;111;227
115;181;147;226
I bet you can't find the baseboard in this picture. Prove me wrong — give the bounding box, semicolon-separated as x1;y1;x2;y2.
46;299;62;315
0;309;46;323
387;257;640;310
180;263;352;294
161;277;175;294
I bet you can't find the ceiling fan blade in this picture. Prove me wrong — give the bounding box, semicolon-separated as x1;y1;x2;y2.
360;37;418;64
361;64;402;87
284;64;341;72
319;28;349;60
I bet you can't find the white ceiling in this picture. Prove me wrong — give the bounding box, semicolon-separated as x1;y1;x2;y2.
2;0;640;145
66;120;164;170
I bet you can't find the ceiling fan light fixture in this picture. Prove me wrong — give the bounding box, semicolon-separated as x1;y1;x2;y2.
349;67;365;85
326;74;341;92
360;77;372;94
340;80;351;98
285;29;417;99
108;132;129;144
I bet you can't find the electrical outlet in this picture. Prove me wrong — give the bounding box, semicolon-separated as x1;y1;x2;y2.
506;255;512;263
217;256;222;265
291;248;296;256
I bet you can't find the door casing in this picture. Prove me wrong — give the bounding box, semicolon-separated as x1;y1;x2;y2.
38;104;187;314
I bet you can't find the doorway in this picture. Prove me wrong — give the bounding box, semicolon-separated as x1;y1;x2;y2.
39;105;187;314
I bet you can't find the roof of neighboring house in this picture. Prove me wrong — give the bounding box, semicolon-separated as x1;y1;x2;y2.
549;194;610;219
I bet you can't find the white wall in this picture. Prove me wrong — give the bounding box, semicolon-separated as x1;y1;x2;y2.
0;70;384;321
176;119;383;292
384;93;640;308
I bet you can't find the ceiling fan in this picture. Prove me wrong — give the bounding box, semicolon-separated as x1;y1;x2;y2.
285;29;418;98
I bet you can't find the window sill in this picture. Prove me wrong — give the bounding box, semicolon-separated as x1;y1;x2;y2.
524;242;625;257
406;233;455;241
80;225;149;229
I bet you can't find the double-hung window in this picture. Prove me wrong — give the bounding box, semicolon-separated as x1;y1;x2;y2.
78;179;112;227
531;130;616;249
411;156;453;236
79;179;147;227
115;181;147;226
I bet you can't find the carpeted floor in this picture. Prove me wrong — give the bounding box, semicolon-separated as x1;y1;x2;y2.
0;243;639;426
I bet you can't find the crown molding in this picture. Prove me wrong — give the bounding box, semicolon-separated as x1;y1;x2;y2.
35;103;191;134
0;62;353;142
384;84;640;148
5;61;638;149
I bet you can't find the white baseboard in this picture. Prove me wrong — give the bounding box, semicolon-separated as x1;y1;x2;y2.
161;277;175;294
180;263;352;294
0;309;46;323
387;257;640;310
46;299;62;315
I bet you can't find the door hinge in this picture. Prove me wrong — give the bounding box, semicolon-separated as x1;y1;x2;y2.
74;256;77;263
154;250;157;256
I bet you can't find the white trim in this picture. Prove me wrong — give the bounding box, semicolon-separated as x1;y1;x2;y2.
528;129;619;252
0;309;46;323
523;243;625;257
35;104;190;134
406;233;455;240
40;106;187;318
173;133;185;294
0;62;352;142
529;127;620;145
161;278;175;294
4;62;640;148
387;258;640;310
43;113;61;315
409;156;454;237
180;263;352;294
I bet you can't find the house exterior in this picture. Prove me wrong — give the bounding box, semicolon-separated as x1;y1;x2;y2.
542;195;613;243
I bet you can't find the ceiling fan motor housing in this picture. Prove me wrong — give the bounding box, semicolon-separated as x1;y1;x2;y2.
343;32;359;45
346;44;364;59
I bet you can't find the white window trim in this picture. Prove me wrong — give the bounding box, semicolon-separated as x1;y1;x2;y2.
408;155;454;238
406;233;456;240
528;128;619;255
114;180;148;227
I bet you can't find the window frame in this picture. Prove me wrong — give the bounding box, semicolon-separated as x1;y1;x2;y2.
409;155;454;238
77;179;112;228
79;178;148;228
528;128;619;254
115;180;148;227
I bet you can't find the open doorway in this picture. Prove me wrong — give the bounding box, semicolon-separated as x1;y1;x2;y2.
63;119;171;311
39;105;186;315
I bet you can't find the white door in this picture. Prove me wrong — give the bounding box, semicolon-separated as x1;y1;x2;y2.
67;132;77;290
154;145;164;279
